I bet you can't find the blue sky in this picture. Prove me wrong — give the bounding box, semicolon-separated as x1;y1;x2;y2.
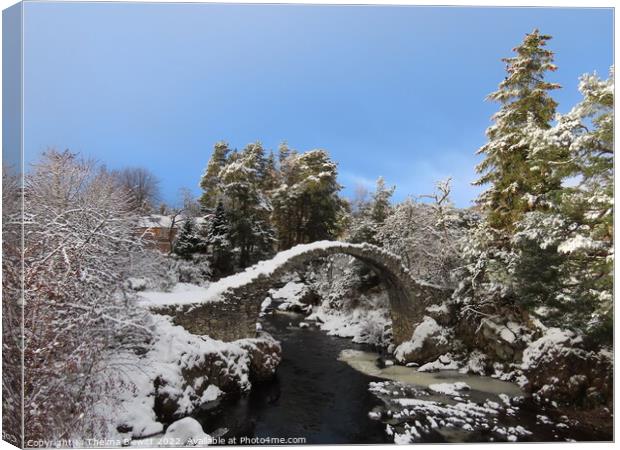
20;3;613;207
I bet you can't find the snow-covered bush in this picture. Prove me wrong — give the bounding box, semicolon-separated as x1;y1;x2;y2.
169;254;212;286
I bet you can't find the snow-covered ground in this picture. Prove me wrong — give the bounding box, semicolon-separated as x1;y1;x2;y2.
307;303;391;346
96;303;280;446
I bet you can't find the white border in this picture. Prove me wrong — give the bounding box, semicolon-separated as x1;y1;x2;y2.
0;2;615;450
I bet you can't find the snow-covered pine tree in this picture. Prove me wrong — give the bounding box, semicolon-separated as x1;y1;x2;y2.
461;30;564;314
207;200;234;277
347;177;395;246
271;149;347;249
474;29;561;233
174;218;203;259
199;141;230;209
370;177;395;225
218;143;276;267
514;68;614;340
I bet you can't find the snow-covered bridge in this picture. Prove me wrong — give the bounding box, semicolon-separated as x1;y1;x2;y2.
147;241;448;345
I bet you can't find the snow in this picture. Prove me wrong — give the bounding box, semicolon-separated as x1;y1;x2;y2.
160;417;211;446
270;281;305;300
138;214;207;229
557;234;603;254
458;351;488;375
429;382;470;396
521;328;582;370
309;299;391;346
426;303;449;314
200;385;223;403
418;354;459;372
481;318;520;344
127;277;148;291
113;314;256;439
394;316;444;363
131;417;213;447
136;283;217;307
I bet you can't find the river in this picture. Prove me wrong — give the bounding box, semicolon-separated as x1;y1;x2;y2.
193;309;609;444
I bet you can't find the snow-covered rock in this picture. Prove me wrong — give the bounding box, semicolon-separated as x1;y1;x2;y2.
393;317;451;364
428;382;471;397
417;354;459;372
114;313;281;435
521;328;612;409
160;417;211;446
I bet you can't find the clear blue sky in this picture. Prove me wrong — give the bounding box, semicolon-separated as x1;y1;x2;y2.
20;2;613;207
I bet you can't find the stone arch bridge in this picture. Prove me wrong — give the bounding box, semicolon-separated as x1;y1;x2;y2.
150;241;448;345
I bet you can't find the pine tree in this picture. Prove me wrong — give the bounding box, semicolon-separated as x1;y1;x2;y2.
219;143;276;267
207;200;234;277
474;29;561;233
371;177;395;224
514;68;614;341
199;141;230;209
271;149;346;249
174;218;203;259
457;30;563;318
347;177;394;246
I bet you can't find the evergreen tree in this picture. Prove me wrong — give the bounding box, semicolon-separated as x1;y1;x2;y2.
278;142;292;164
207;200;234;277
347;177;395;246
263;151;279;191
513;68;614;341
474;29;561;233
219;143;276;267
457;30;563;318
371;177;395;225
271;149;346;249
174;218;203;259
199;141;230;209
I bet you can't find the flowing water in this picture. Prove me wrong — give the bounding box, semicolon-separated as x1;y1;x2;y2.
194;310;389;444
194;309;610;444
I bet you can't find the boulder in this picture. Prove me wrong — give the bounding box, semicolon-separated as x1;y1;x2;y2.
456;310;532;364
393;316;451;364
153;349;249;424
238;334;283;382
521;329;612;409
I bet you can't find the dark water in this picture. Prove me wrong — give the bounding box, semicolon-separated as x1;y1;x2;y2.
192;310;611;444
193;311;389;445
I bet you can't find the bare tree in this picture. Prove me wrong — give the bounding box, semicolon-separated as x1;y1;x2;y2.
2;167;24;446
178;187;203;218
23;150;152;440
377;178;464;288
113;166;161;213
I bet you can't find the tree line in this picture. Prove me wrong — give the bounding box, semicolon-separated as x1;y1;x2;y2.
173;142;348;277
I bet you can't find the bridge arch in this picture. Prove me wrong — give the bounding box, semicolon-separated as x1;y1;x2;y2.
153;241;447;345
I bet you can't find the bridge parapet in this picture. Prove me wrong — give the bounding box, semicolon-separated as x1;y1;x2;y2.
149;241;449;345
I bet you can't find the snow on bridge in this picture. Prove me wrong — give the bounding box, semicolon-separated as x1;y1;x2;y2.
145;240;448;345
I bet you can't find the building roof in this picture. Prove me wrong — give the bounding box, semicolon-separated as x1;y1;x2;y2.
138;214;209;229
